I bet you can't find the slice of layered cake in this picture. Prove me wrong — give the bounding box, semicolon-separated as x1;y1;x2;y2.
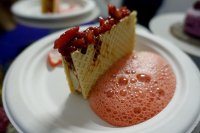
41;0;59;13
54;4;137;98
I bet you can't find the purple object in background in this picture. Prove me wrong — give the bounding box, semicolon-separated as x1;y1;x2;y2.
184;8;200;38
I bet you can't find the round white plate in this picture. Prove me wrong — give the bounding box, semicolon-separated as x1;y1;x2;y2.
3;26;200;133
149;13;200;57
11;0;96;20
13;7;100;29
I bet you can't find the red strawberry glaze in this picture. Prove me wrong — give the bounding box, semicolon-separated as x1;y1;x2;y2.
89;52;176;127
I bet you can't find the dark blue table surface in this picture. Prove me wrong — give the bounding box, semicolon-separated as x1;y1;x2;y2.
0;24;50;65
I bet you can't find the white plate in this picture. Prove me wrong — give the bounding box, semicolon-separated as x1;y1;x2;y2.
3;25;200;133
11;0;96;20
13;7;100;29
149;13;200;57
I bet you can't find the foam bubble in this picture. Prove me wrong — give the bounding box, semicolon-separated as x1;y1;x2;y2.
118;76;129;85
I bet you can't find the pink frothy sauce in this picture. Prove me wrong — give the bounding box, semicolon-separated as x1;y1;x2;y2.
89;52;176;127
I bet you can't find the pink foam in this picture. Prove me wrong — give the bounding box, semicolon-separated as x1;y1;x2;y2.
89;52;176;127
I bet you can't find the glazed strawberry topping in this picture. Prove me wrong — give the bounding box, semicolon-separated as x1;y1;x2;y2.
54;4;130;65
108;4;130;20
54;27;80;49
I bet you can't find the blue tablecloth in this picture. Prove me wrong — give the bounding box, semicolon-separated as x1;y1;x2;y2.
0;24;50;66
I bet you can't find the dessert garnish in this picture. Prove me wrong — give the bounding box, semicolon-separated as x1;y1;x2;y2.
47;49;62;68
54;4;136;98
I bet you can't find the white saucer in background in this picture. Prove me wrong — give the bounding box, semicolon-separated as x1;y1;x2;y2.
13;7;100;29
11;0;96;20
149;13;200;57
3;25;200;133
11;0;99;29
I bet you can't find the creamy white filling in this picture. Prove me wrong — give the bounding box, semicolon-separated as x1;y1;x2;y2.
69;69;81;92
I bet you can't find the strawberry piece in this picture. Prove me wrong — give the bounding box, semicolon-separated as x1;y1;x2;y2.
114;10;122;20
85;30;96;44
99;23;112;34
108;17;117;25
76;32;85;38
47;49;62;68
88;27;100;36
108;4;116;17
65;46;78;53
120;6;130;17
108;4;130;20
108;4;121;20
99;17;105;26
73;38;86;48
54;26;79;49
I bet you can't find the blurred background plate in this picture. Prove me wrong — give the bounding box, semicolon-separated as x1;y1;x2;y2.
11;0;96;20
149;13;200;57
13;7;100;29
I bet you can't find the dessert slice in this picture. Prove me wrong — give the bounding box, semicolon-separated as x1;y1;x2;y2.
184;1;200;38
54;5;137;98
41;0;59;13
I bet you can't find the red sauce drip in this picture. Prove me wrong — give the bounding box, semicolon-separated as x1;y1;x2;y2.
53;4;130;66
